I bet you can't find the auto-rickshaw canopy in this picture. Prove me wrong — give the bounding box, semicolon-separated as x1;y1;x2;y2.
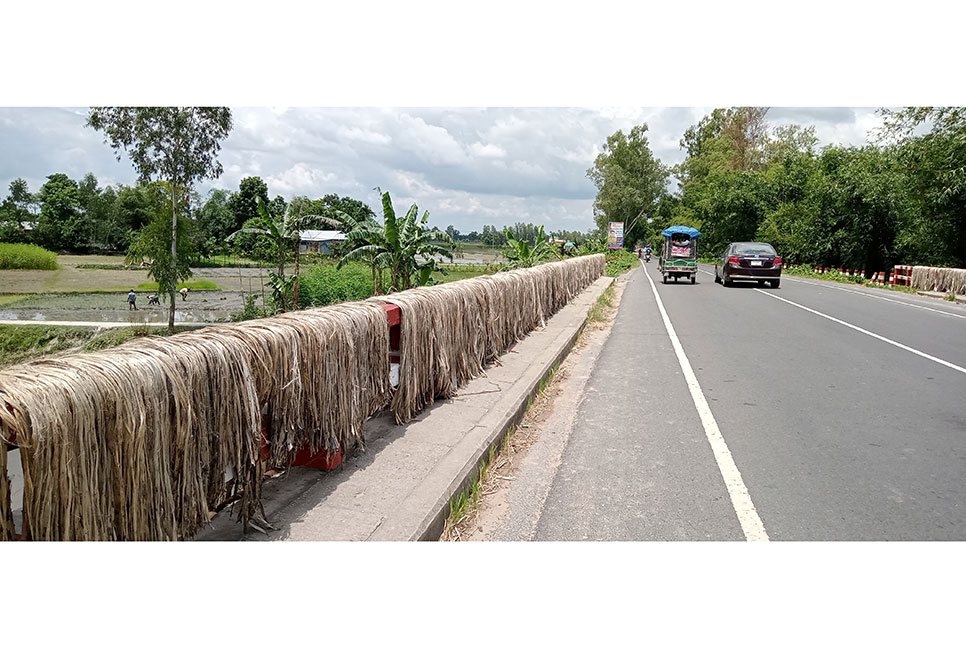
661;225;701;239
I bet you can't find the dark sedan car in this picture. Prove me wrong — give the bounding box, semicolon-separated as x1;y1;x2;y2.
714;242;782;288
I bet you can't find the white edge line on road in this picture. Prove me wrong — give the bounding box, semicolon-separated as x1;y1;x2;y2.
642;261;769;541
780;275;966;320
754;288;966;376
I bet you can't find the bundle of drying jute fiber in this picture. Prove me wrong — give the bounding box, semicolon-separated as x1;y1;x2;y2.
910;266;966;295
0;332;263;541
378;254;604;423
214;301;390;465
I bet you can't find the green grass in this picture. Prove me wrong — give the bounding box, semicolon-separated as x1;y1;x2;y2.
587;282;615;325
605;249;639;277
0;243;58;270
135;280;219;292
0;294;27;306
0;324;190;368
298;261;374;307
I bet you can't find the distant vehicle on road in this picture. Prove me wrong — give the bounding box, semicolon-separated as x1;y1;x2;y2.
714;242;783;288
659;226;700;284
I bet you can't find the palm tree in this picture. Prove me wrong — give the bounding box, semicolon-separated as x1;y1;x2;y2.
227;196;337;311
339;190;454;293
503;225;553;268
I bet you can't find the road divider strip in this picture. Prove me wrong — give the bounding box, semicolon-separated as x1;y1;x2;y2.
753;289;966;377
641;261;770;541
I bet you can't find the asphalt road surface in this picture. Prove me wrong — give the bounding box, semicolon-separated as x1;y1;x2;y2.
529;262;966;541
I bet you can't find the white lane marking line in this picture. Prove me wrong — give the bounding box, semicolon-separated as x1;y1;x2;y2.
641;260;769;541
781;276;966;321
754;289;966;376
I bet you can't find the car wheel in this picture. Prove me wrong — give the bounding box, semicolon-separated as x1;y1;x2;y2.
662;274;667;284
771;279;781;288
691;276;696;284
723;274;732;287
714;267;722;283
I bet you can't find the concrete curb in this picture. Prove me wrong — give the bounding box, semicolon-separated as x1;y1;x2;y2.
369;275;615;541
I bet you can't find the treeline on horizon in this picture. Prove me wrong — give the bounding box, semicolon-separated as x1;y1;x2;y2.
589;107;966;271
0;174;587;259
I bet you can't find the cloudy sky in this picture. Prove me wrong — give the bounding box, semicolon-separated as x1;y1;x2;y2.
0;106;886;235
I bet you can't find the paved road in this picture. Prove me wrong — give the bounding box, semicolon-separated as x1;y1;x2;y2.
528;262;966;540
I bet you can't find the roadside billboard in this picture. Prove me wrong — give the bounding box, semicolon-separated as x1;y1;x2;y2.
607;222;624;249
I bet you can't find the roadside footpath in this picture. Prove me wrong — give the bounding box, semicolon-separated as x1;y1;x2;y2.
194;275;614;541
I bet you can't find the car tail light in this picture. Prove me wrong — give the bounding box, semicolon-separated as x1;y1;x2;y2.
728;256;740;266
773;257;783;268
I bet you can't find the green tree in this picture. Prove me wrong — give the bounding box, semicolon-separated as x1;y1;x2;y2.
195;188;235;255
87;107;233;330
227;176;270;232
587;123;669;248
0;178;37;243
880;107;966;266
36;173;84;251
127;201;198;298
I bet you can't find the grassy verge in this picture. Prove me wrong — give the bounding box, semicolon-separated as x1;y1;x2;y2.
0;243;58;270
605;249;639;276
0;324;191;368
586;281;616;325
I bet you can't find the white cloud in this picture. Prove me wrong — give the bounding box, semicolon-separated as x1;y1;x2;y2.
470;142;506;158
0;106;896;235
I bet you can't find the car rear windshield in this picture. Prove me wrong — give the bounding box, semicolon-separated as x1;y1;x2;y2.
734;242;777;255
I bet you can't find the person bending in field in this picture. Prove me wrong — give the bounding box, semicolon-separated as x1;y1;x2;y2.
127;290;138;311
147;294;160;306
179;287;191;301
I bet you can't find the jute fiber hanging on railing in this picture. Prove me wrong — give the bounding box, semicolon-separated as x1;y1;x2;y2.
0;331;263;541
0;300;390;541
378;254;605;423
0;253;602;540
910;266;966;295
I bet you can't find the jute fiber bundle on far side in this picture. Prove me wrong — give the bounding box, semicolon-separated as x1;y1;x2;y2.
910;266;966;295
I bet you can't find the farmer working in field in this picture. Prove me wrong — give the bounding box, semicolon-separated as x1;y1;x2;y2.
179;287;191;301
127;289;138;311
147;293;160;306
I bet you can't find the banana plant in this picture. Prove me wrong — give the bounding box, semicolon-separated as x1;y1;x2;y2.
339;190;453;293
503;225;552;268
227;196;338;310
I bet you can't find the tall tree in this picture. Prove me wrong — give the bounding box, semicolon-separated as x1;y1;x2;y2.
880;107;966;266
587;123;669;247
87;107;232;330
196;188;236;254
36;173;83;251
227;176;270;232
0;178;37;243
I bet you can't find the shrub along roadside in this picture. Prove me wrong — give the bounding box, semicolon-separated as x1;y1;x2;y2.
0;243;59;270
605;249;639;277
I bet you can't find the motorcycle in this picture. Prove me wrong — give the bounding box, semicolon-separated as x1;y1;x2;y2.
644;250;651;263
